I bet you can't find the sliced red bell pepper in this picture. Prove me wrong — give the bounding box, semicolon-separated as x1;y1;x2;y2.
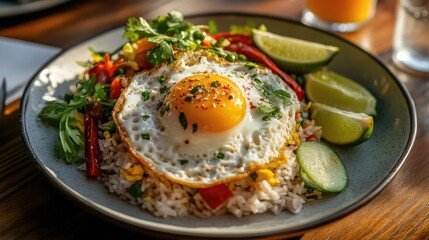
84;111;101;177
109;76;122;100
198;184;233;210
88;53;118;84
225;42;305;101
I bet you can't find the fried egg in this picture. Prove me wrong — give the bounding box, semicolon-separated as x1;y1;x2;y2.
113;50;300;188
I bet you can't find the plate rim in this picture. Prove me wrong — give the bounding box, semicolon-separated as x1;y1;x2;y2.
19;11;417;238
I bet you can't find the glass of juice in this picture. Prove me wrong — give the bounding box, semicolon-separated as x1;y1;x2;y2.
301;0;378;32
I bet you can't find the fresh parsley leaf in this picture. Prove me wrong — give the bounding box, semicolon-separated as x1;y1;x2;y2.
147;41;173;66
180;159;189;165
192;123;198;133
217;152;225;159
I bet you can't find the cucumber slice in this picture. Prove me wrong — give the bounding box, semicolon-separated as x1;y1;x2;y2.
299;169;320;190
297;141;348;192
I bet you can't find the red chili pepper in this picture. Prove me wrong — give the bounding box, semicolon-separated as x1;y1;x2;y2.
212;32;253;45
198;184;233;210
88;53;118;84
225;42;305;101
85;96;103;120
109;76;122;100
84;111;101;177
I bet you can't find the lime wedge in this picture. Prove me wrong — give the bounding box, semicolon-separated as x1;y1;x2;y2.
305;69;377;115
252;29;339;73
310;103;374;145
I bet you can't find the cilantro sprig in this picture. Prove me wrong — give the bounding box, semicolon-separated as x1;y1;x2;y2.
123;11;206;66
39;78;115;163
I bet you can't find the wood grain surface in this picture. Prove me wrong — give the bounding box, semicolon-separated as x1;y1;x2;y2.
1;0;428;239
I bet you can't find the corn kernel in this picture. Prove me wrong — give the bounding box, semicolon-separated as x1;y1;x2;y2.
103;131;111;139
122;42;136;61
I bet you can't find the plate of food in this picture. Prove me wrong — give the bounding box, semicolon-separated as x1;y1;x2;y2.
20;12;416;238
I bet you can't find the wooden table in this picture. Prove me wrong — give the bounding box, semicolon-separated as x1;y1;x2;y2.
1;0;428;239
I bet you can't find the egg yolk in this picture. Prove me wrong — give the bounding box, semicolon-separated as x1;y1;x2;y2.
169;73;246;132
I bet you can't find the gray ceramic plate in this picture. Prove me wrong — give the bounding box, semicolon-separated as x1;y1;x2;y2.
21;13;417;239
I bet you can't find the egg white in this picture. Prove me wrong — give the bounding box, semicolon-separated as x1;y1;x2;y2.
113;50;300;187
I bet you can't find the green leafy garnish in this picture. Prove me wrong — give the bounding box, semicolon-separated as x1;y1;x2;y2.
39;78;113;163
123;11;207;66
273;89;291;105
190;85;201;94
192;123;198;133
180;159;189;165
257;103;282;121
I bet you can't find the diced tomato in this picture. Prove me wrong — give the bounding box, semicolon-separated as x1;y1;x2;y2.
109;77;122;100
198;184;233;210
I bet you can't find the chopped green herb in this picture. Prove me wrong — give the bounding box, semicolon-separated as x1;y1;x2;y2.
142;114;150;120
192;123;198;133
160;86;170;94
179;112;188;130
180;159;189;165
217;152;225;159
159;76;167;84
210;81;220;87
262;108;282;121
142;90;151;101
184;96;193;102
273;89;291;105
190;85;201;94
127;183;143;198
141;133;150;140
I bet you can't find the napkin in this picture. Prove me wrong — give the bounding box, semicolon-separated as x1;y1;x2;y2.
0;36;61;105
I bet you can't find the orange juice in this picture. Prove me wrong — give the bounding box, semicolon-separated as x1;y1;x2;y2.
306;0;375;23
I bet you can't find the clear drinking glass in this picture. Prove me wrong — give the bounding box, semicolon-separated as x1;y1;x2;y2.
301;0;378;32
392;0;429;73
